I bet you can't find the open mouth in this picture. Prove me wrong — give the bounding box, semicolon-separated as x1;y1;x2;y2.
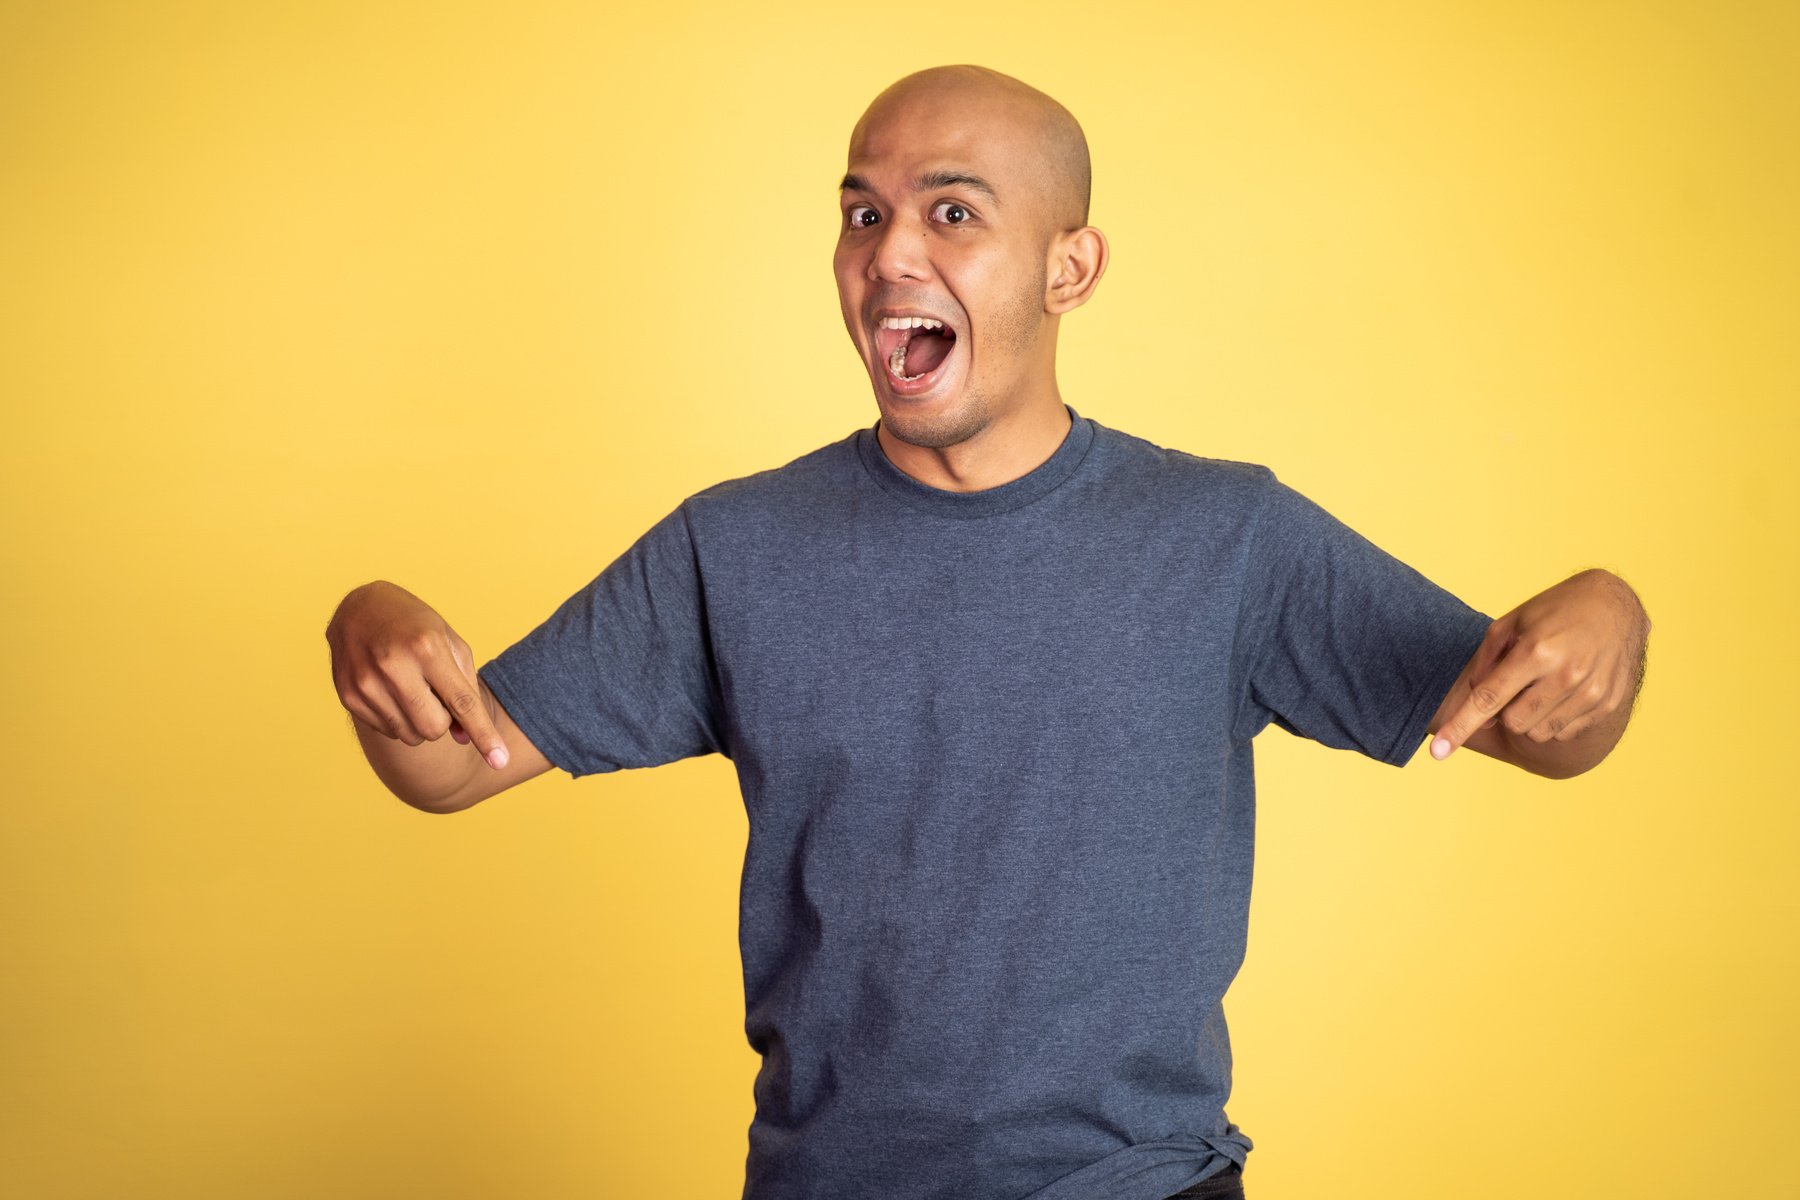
873;315;959;391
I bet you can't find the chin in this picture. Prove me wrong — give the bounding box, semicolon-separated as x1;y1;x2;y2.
876;388;992;450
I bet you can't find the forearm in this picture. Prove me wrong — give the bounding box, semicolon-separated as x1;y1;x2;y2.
1495;692;1633;779
349;686;492;812
328;581;517;812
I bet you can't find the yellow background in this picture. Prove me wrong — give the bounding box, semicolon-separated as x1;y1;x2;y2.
4;1;1793;1196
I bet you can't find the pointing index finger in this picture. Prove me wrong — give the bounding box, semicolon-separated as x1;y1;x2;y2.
1431;646;1536;761
436;646;510;770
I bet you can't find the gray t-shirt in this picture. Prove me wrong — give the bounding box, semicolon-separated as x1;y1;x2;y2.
478;405;1494;1200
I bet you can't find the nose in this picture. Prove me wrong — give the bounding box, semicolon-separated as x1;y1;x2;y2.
867;211;931;284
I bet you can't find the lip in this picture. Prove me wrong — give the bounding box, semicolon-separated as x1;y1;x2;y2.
869;308;961;398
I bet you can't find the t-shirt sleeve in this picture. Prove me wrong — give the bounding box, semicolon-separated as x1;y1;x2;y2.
476;500;727;780
1232;468;1495;767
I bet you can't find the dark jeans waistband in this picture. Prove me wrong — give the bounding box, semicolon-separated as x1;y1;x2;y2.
1162;1160;1246;1200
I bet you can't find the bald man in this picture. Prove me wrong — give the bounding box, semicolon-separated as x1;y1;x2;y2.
327;65;1650;1200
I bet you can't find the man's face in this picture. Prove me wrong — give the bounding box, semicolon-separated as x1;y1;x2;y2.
833;89;1057;450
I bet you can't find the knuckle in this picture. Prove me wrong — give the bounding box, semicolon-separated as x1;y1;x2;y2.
402;687;440;715
1527;640;1557;665
448;689;481;716
370;653;408;684
1471;685;1504;712
1584;680;1609;705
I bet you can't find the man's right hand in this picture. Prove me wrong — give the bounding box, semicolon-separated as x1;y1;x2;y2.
326;581;511;771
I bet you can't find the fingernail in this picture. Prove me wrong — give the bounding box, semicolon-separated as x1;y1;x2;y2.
1431;737;1452;760
487;747;509;769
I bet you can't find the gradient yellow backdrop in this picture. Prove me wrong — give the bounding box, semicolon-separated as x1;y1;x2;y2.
4;2;1793;1197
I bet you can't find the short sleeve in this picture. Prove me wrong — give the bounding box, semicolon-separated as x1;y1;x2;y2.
1232;470;1495;766
477;500;727;779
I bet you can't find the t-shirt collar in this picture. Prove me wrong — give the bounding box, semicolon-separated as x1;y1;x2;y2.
854;403;1096;519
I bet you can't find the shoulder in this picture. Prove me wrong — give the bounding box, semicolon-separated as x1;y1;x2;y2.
674;427;863;533
1084;418;1277;517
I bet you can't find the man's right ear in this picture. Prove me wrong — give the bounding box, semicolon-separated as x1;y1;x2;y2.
1045;226;1109;315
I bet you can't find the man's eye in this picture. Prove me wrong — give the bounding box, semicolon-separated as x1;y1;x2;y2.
846;205;880;229
931;201;971;224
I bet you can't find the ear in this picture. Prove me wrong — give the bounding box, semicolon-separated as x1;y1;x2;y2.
1044;226;1109;315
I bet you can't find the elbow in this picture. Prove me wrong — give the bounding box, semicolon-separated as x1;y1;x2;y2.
361;754;483;814
390;783;482;815
1498;728;1612;780
405;798;472;815
1528;740;1620;780
1533;759;1594;782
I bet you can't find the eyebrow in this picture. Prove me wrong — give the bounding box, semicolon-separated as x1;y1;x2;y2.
838;169;1001;204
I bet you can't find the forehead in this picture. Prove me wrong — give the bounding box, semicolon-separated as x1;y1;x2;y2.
844;90;1042;198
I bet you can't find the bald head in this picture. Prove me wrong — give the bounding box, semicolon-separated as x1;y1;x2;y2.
850;65;1092;235
833;63;1111;460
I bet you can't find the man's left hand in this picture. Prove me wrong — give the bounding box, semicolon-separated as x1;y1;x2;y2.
1431;568;1650;767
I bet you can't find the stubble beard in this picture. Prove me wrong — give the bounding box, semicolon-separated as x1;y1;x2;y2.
879;390;994;450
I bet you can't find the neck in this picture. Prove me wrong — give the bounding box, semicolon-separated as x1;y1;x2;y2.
877;391;1073;493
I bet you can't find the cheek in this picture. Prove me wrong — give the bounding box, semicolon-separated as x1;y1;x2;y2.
980;270;1045;358
833;266;862;328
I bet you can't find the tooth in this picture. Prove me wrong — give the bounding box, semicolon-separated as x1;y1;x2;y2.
877;315;950;334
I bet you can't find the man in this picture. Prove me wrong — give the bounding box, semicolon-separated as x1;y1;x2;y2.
326;65;1649;1200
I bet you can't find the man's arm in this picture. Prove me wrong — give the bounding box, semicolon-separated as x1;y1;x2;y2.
1426;568;1651;779
347;675;555;813
327;581;554;813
